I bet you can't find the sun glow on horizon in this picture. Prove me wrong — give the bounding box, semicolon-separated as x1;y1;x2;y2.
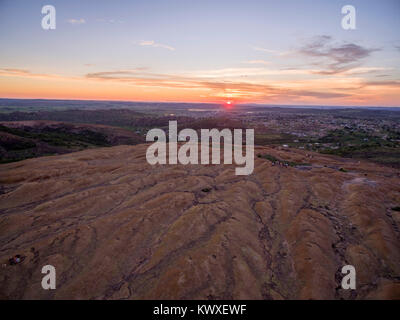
223;100;235;109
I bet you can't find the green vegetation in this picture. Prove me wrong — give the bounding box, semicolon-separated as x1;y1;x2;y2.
0;109;148;130
313;128;400;168
255;132;295;145
1;138;36;151
318;128;398;148
257;153;310;167
0;125;111;163
0;125;110;148
40;129;110;147
0;152;57;164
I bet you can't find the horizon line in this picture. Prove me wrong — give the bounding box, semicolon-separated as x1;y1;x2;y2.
0;97;399;109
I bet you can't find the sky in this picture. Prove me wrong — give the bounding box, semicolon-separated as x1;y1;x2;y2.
0;0;399;106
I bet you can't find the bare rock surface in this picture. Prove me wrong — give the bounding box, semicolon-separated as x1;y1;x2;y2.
0;144;399;299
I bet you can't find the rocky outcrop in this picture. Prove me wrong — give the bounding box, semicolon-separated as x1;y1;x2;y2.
0;144;399;299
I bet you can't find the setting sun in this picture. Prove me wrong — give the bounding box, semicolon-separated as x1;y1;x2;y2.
223;101;234;109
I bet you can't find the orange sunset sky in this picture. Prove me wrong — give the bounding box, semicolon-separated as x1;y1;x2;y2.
1;0;399;106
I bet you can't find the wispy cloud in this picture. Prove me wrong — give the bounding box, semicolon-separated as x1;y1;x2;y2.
138;40;175;51
0;68;78;81
341;67;390;75
84;69;353;100
187;67;312;78
252;46;290;56
298;35;380;75
252;46;278;54
243;60;270;65
67;18;86;25
363;80;400;87
0;68;30;76
96;18;124;24
2;67;399;104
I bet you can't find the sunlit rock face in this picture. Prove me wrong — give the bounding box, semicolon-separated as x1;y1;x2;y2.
0;144;399;299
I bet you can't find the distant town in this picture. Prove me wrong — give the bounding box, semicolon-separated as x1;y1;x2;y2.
1;99;399;168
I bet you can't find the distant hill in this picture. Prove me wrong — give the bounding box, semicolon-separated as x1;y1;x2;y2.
0;98;220;112
0;120;144;163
